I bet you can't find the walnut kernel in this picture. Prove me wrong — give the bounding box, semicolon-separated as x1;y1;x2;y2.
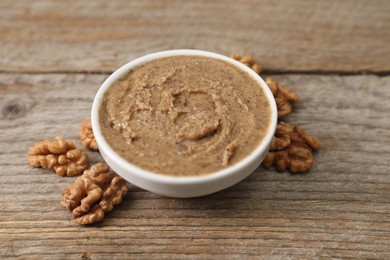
266;77;299;118
61;163;128;225
275;96;292;118
230;53;263;74
263;122;320;173
55;149;90;177
79;118;98;151
270;121;293;151
28;136;89;176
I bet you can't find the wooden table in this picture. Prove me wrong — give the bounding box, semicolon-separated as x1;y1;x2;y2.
1;1;389;259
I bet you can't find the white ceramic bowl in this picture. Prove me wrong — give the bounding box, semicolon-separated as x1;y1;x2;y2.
91;49;277;198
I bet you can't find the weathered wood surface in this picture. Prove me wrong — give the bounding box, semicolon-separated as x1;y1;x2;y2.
1;73;389;259
1;0;390;258
0;0;389;73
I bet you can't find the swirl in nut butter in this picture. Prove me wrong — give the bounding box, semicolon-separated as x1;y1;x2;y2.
99;56;271;176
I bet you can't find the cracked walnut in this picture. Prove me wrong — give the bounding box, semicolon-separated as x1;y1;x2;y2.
28;136;89;176
263;122;320;173
79;118;98;151
61;163;128;225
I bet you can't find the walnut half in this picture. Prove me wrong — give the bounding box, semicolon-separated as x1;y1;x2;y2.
263;122;320;173
266;77;299;118
28;136;89;177
61;163;128;225
230;53;263;74
79;118;98;151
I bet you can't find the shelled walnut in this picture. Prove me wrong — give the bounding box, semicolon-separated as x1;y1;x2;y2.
61;163;128;225
28;136;89;176
79;118;98;151
270;121;293;151
266;77;299;118
230;53;262;74
263;122;320;173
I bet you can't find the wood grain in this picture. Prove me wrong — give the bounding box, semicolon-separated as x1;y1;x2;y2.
1;73;389;259
0;0;389;73
1;0;389;258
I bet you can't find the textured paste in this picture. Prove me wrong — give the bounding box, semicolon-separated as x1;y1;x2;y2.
99;56;271;176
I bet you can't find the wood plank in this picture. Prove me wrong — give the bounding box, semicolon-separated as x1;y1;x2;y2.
0;73;389;258
0;0;389;73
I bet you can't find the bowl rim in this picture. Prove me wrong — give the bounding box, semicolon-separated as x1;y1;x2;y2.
91;49;277;185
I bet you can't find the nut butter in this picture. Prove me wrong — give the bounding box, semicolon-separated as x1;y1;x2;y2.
99;55;272;176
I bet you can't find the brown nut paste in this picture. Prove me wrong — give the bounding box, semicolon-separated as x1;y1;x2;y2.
99;55;272;176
